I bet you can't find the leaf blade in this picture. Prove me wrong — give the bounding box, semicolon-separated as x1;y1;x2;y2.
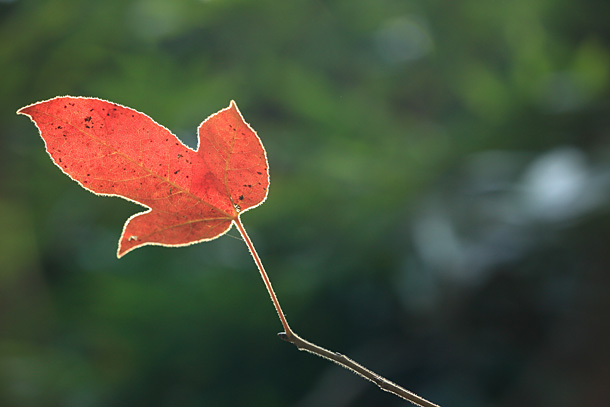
18;96;269;258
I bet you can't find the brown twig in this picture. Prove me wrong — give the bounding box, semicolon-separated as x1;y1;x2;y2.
234;218;440;407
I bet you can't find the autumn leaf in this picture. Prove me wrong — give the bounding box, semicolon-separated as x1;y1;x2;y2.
18;96;269;258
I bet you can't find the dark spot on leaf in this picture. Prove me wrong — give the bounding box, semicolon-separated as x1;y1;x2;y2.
90;108;94;112
174;170;180;175
84;116;92;122
177;154;183;158
239;195;244;200
87;173;90;176
85;125;90;128
257;171;262;175
57;126;62;129
64;105;67;108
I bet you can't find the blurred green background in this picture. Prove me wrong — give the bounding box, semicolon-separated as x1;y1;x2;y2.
2;0;610;406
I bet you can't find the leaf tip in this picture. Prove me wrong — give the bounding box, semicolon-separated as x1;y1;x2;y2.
117;233;140;259
228;100;242;114
16;105;32;116
117;240;139;259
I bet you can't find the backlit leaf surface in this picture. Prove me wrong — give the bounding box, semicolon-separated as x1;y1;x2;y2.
18;97;269;257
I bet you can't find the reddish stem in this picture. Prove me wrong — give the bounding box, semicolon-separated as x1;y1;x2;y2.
234;217;293;336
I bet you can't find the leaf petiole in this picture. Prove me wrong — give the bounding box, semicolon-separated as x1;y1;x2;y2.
234;217;293;336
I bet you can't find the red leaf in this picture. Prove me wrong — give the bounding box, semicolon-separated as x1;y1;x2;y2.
18;96;269;258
